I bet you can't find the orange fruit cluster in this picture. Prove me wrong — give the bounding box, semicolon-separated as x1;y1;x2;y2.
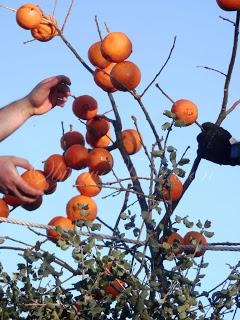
160;231;207;257
16;3;58;42
88;32;141;92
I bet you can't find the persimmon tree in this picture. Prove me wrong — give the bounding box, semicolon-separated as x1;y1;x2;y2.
0;1;240;320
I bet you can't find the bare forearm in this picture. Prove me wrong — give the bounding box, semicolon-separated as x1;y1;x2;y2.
0;97;33;141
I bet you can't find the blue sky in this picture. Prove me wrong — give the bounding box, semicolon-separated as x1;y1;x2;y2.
0;1;240;317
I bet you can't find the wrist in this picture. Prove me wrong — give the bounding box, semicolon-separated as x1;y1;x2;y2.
18;96;36;118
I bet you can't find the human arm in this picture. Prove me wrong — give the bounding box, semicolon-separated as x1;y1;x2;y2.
0;75;71;141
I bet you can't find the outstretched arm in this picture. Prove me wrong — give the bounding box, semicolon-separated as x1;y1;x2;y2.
0;75;71;141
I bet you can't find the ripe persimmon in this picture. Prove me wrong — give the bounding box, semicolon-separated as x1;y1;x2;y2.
101;32;132;63
160;232;183;255
21;169;47;192
72;95;98;120
171;99;198;126
88;41;111;69
31;15;58;42
64;144;88;170
22;196;43;211
101;263;126;298
110;61;141;91
88;148;113;175
61;130;85;151
0;198;9;218
87;115;110;138
47;216;74;242
94;63;117;92
183;231;207;257
44;154;69;182
216;0;240;10
3;194;23;207
121;129;142;155
86;130;111;148
75;172;102;197
66;195;97;222
162;174;183;202
102;279;126;298
44;179;57;195
16;3;42;30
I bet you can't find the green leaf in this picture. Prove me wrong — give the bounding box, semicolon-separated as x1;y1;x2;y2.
204;231;214;238
120;212;129;220
90;223;101;231
204;220;212;228
178;158;190;166
175;215;182;223
174;120;186;127
162;122;171;130
151;150;164;158
167;146;175;152
183;217;194;228
163;110;175;118
196;220;203;229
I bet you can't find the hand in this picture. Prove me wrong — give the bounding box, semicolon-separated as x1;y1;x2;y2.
24;75;71;116
0;156;43;202
197;122;232;165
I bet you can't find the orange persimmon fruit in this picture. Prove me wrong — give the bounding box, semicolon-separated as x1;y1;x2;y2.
88;41;111;69
86;130;111;148
160;231;183;255
61;130;85;151
121;129;142;155
101;32;132;63
22;196;43;211
44;154;69;182
110;61;141;91
66;195;97;222
87;115;110;138
31;14;58;42
162;174;183;202
171;99;198;126
64;144;88;170
94;63;117;92
16;3;42;30
216;0;240;10
21;169;47;192
88;148;113;175
75;172;102;197
183;231;207;257
47;216;74;242
72;95;98;120
0;198;9;218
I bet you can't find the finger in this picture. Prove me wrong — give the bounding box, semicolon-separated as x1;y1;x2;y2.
41;75;71;89
10;187;39;203
10;156;34;170
14;176;43;198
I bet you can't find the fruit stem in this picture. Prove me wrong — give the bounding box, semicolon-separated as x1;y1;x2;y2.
0;4;17;12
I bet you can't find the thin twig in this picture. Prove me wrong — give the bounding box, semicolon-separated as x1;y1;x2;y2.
216;12;240;126
226;98;240;116
155;83;175;103
61;0;75;32
94;15;103;41
140;36;177;97
196;65;227;77
52;0;58;16
0;4;16;12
